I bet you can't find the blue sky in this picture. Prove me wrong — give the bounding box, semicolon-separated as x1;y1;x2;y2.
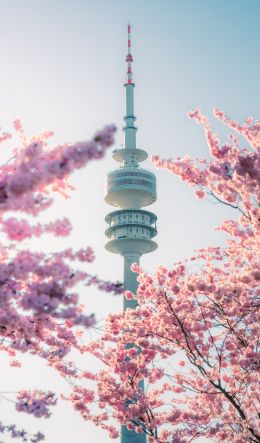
0;1;259;442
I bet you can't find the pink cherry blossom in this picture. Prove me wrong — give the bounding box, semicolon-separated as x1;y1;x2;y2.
16;390;57;418
0;120;124;441
0;421;44;442
75;110;260;443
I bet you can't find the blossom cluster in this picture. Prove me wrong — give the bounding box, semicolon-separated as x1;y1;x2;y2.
1;217;72;241
0;122;121;352
0;122;116;215
0;421;44;442
71;111;260;442
0;121;125;440
152;109;259;230
16;390;57;418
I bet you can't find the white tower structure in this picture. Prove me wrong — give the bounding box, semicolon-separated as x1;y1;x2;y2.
105;25;157;443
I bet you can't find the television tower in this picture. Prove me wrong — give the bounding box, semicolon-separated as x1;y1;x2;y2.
104;24;157;443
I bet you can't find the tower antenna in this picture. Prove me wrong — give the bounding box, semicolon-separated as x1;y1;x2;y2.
126;23;133;84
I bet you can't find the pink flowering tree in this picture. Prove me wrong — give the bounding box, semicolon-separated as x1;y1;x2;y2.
68;111;260;442
0;120;123;441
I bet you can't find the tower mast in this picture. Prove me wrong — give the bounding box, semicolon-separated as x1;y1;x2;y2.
105;24;158;443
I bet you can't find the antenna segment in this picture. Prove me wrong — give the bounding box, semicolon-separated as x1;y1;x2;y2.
126;23;133;84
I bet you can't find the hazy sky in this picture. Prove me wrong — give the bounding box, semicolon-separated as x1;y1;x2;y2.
0;1;259;442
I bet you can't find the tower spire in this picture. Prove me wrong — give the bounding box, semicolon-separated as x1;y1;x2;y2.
126;23;133;84
124;23;137;150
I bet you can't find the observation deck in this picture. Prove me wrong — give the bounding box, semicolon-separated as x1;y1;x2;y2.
105;209;157;255
105;167;157;209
